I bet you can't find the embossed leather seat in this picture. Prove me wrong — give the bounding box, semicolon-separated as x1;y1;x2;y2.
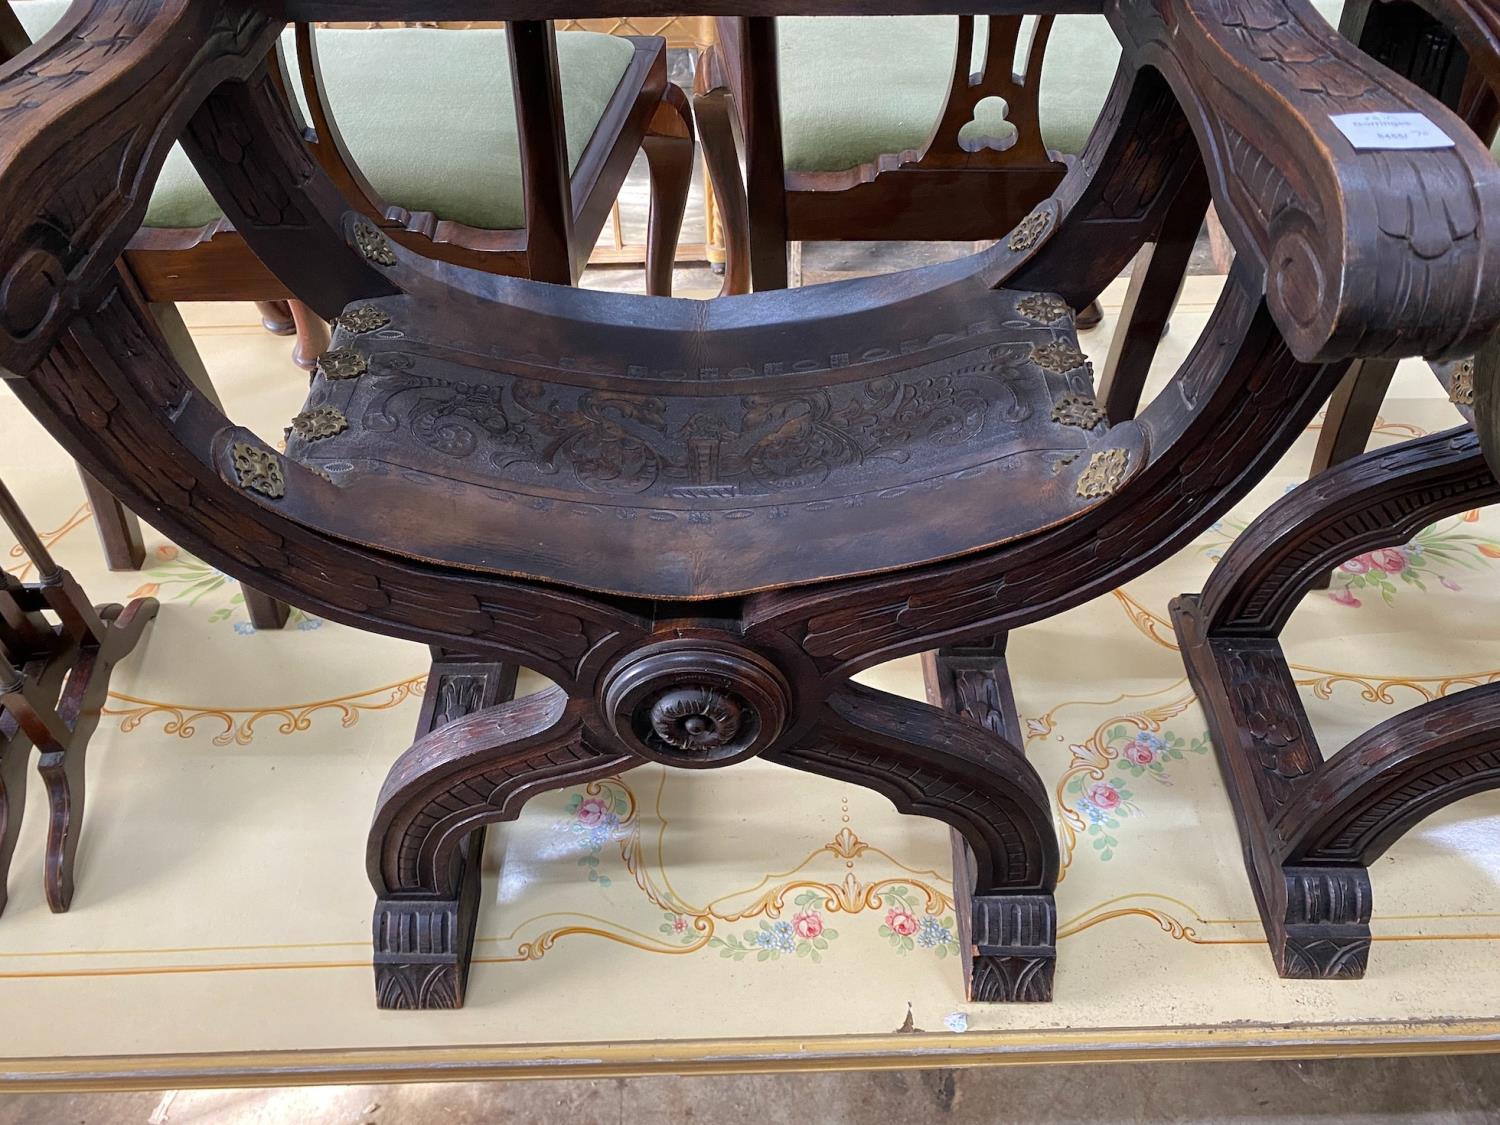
274;232;1123;598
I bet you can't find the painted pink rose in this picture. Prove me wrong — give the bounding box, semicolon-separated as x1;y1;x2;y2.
1368;547;1407;573
671;915;689;933
885;906;919;936
792;910;824;940
1340;555;1370;575
576;796;611;826
1087;782;1122;811
1122;741;1155;766
1329;587;1361;607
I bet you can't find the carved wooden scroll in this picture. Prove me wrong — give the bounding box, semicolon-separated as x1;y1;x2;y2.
1110;0;1500;364
0;0;279;372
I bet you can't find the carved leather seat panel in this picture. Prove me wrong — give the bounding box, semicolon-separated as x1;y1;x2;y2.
273;272;1134;599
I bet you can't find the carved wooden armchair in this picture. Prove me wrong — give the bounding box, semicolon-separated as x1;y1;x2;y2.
1;0;1496;1010
1170;0;1500;982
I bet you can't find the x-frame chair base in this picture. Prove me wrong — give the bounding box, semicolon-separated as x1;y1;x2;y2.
1173;428;1500;979
370;643;1059;1010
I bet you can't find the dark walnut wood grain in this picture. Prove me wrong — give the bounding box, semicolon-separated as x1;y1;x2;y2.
3;0;1500;1008
1173;427;1500;979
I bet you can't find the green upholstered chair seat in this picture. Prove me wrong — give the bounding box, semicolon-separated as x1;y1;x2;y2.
14;3;638;231
779;3;1346;174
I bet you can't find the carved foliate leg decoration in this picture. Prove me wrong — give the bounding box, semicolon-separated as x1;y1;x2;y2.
922;634;1022;745
921;638;1056;1000
1174;428;1500;978
369;662;634;1010
770;681;1058;1001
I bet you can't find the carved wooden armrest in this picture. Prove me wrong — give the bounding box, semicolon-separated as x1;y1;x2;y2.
0;0;279;373
1111;0;1500;363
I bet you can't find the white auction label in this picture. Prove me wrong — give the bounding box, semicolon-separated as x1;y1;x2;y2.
1330;111;1455;150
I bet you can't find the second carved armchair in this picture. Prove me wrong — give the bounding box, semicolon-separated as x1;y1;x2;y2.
694;2;1342;295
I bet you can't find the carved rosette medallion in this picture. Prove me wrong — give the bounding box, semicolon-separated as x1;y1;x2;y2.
354;222;397;266
1450;358;1475;406
1007;210;1051;252
1051;394;1105;430
1075;447;1129;499
317;348;368;381
336;305;392;334
1016;294;1070;324
231;442;285;499
291;403;349;440
1031;341;1090;374
600;639;791;768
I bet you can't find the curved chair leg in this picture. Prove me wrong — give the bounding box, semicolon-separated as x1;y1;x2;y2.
1172;428;1498;978
369;662;636;1009
255;300;295;337
288;300;331;373
641;84;695;299
693;48;751;297
0;699;31;919
769;680;1059;1001
13;596;158;913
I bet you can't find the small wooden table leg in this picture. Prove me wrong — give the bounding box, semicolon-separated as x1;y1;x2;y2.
77;469;145;572
242;586;291;631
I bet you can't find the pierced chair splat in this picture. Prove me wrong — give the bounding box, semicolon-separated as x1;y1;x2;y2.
1;0;1498;1010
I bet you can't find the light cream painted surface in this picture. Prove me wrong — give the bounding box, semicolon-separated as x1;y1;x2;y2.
0;280;1497;1078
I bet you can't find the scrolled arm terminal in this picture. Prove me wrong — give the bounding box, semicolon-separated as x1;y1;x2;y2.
1111;0;1500;364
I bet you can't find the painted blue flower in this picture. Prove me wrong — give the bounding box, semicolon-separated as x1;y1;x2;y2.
295;617;323;630
917;915;952;948
233;621;256;635
756;920;796;953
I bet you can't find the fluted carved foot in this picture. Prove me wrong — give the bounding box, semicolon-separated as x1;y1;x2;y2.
922;638;1057;1000
374;829;485;1010
968;894;1058;1001
371;656;518;1010
1269;867;1372;980
772;663;1061;1002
